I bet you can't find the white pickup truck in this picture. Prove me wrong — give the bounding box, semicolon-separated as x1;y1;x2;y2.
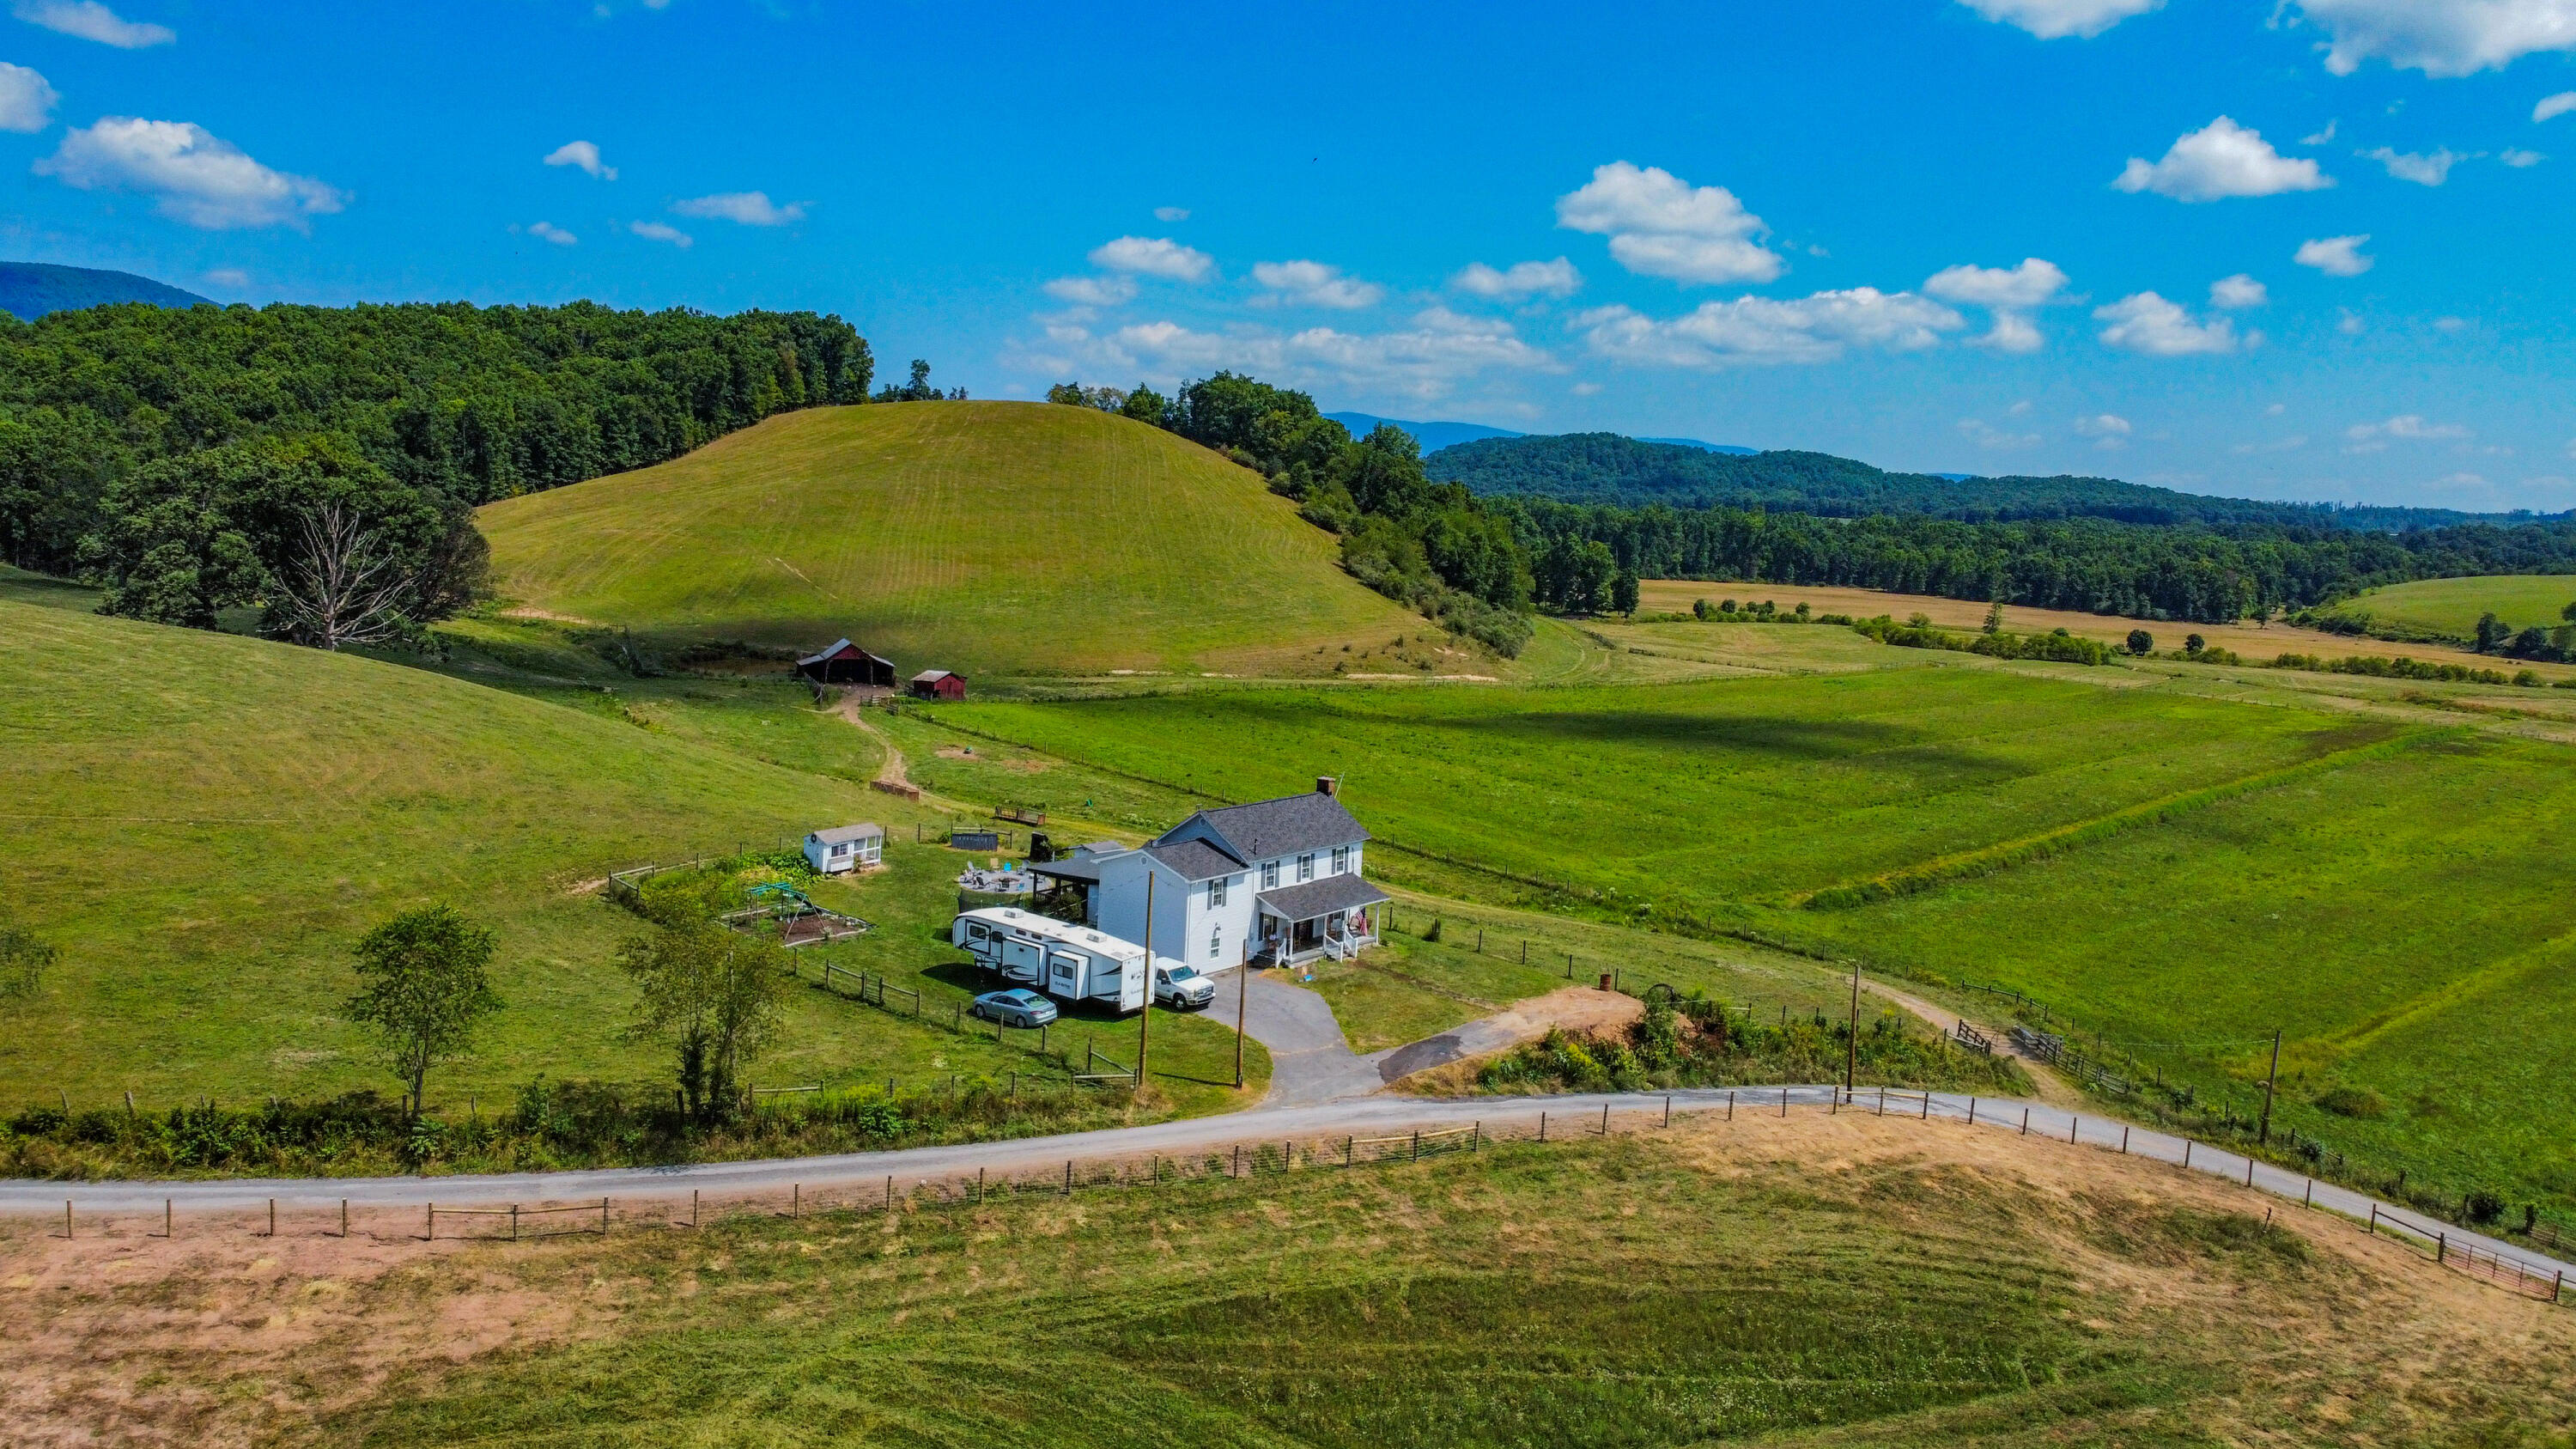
1154;961;1218;1010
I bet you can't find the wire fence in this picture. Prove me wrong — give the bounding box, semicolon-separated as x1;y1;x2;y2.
27;1093;2574;1306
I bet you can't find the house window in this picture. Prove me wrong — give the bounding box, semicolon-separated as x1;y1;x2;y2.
1331;846;1350;875
1208;928;1222;959
1297;854;1315;882
1261;861;1279;889
1209;876;1228;908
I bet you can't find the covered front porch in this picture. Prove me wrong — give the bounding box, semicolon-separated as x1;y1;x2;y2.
1254;874;1388;965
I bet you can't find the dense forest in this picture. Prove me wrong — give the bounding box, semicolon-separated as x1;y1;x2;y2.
1430;431;2567;533
1504;497;2576;624
1048;371;2576;632
0;300;870;638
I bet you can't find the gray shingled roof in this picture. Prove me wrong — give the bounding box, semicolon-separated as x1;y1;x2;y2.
1255;874;1388;921
1160;791;1367;861
809;822;884;845
1143;839;1242;881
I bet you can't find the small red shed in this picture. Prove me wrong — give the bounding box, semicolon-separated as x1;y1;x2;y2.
909;669;967;701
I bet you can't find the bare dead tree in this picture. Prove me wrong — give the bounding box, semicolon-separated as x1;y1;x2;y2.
270;503;416;650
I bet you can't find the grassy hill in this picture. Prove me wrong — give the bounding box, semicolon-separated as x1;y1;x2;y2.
0;600;1267;1112
2313;575;2576;644
477;400;1425;678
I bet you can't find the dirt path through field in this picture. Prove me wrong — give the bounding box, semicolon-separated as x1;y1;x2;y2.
1862;978;2081;1106
831;691;912;788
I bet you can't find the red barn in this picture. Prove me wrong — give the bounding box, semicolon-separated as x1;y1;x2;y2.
797;639;896;687
909;669;966;700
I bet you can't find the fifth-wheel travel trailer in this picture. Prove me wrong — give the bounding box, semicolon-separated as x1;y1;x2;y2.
951;907;1150;1014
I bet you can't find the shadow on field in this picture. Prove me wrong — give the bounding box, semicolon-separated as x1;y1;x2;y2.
1425;709;1933;762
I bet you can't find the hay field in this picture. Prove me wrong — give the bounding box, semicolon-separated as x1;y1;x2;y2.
477;401;1425;678
1640;578;2574;679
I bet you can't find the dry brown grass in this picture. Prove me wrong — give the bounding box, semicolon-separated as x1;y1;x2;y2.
1642;578;2576;680
5;1111;2571;1446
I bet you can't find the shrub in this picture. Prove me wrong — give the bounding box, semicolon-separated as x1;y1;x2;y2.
2465;1190;2506;1226
1423;918;1443;942
2313;1085;2386;1118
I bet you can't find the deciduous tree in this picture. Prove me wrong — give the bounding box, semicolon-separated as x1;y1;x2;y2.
344;904;503;1119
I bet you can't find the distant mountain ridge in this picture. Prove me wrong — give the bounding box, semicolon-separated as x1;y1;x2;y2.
1327;410;1752;458
0;262;210;321
1426;430;2570;533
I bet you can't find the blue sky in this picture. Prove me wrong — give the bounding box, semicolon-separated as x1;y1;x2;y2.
1;1;2572;509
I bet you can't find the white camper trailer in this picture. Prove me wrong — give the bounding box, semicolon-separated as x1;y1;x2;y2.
950;908;1150;1014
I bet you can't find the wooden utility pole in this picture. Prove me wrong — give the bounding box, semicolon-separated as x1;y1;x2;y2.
1136;873;1154;1092
2257;1028;2282;1145
1844;957;1862;1098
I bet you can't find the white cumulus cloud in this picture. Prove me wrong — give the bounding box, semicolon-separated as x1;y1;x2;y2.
2209;273;2269;308
524;220;576;246
2115;117;2334;200
1957;0;2162;39
1042;274;1136;308
1152;205;1189;222
544;140;615;180
1924;259;2068;353
0;60;54;131
1452;257;1582;299
2539;91;2576;121
1556;161;1783;284
1024;307;1553;401
1923;257;2069;308
34;117;343;229
2289;0;2576;77
1960;416;2043;451
2500;146;2546;164
2295;234;2375;275
2363;144;2471;183
629;219;691;248
1250;259;1382;309
12;0;171;46
1573;288;1965;368
2345;414;2471;452
1088;234;1214;282
2075;412;2134;448
2093;292;2248;356
672;191;804;226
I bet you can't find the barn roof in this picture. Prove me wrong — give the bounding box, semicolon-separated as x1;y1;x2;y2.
809;822;884;845
1157;791;1368;862
913;669;959;684
799;638;892;668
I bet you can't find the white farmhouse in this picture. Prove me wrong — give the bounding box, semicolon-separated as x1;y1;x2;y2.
1035;779;1385;970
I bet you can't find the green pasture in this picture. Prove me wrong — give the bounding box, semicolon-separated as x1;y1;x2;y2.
474;400;1426;678
926;669;2393;910
1772;729;2576;1209
2315;574;2576;643
308;1133;2524;1449
0;601;1262;1117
